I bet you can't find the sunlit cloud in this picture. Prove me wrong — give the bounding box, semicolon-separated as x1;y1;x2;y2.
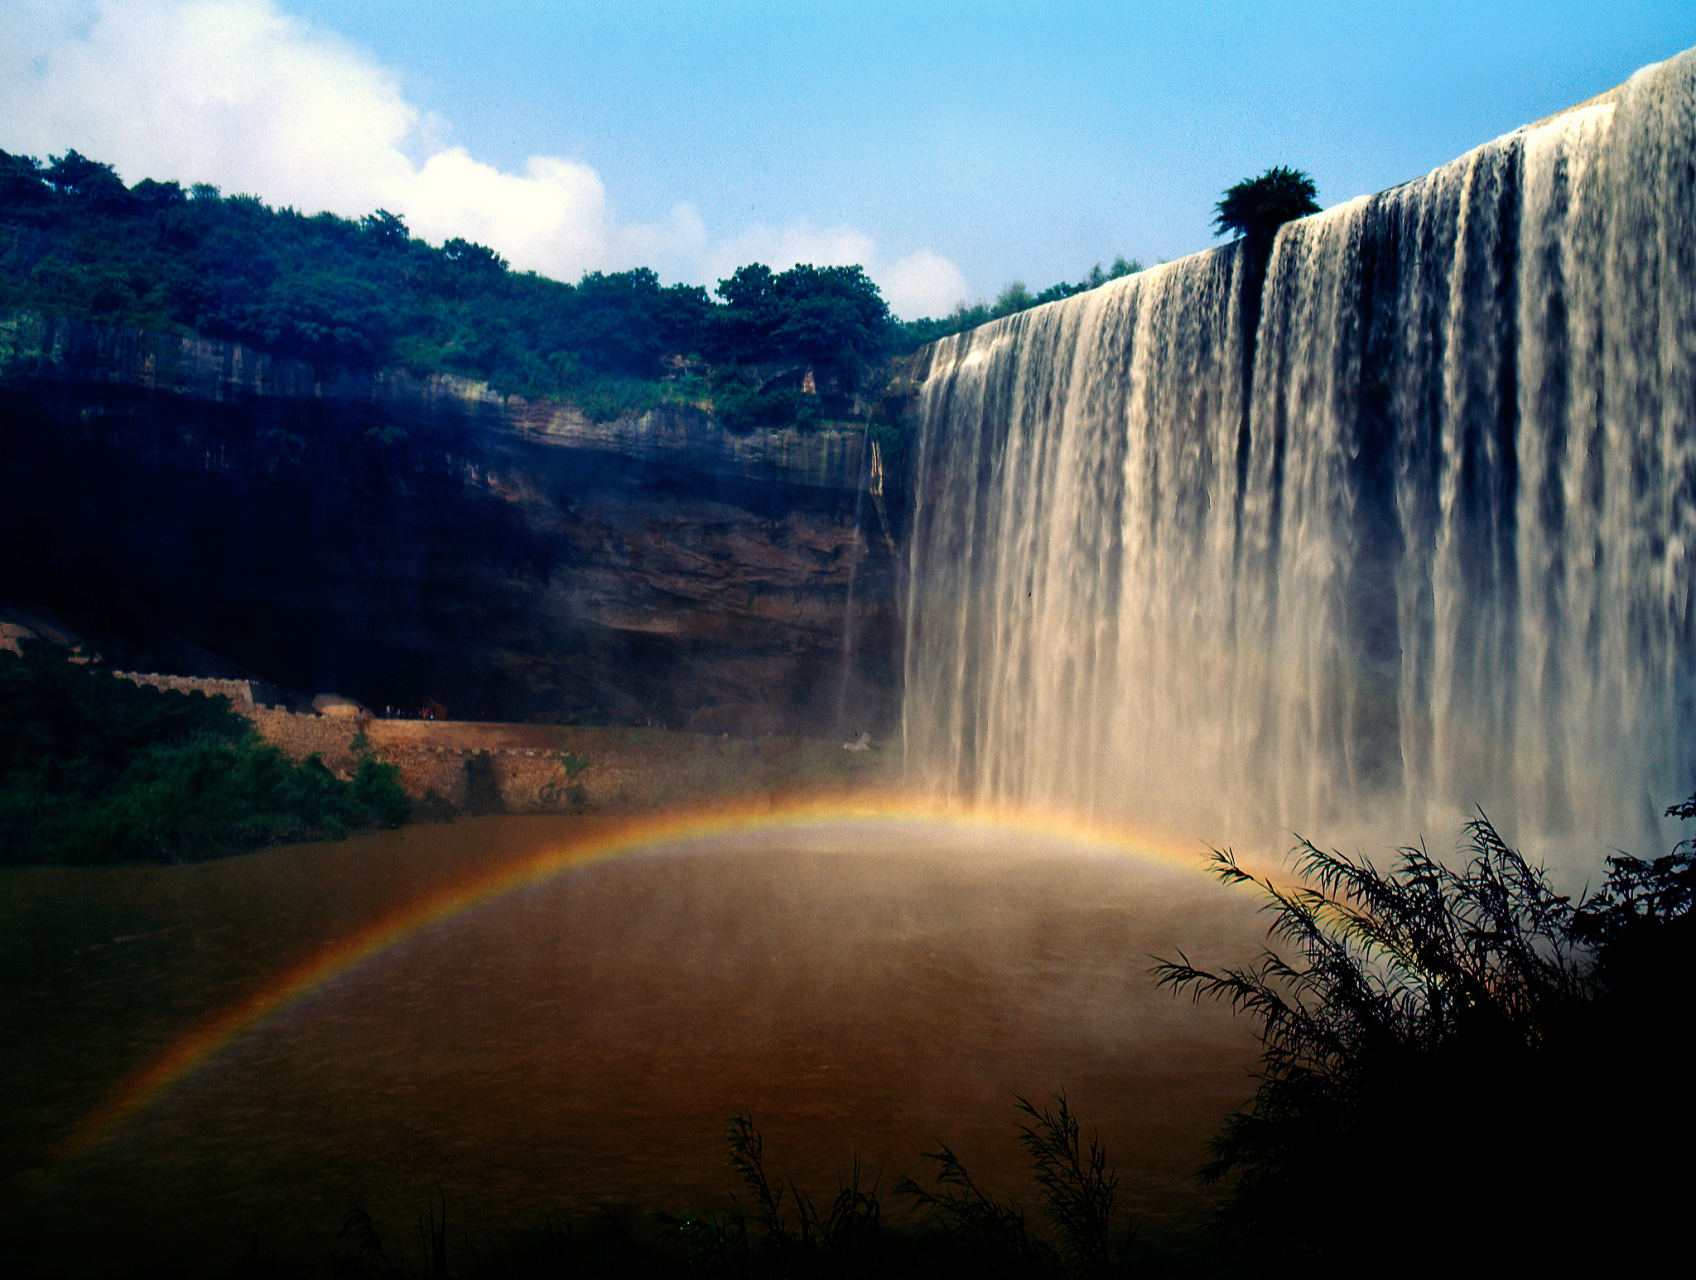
881;250;972;322
402;149;611;271
703;221;881;284
0;0;416;212
0;0;969;318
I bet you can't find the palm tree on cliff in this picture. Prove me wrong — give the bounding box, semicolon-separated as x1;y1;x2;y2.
1214;166;1321;454
1213;166;1320;246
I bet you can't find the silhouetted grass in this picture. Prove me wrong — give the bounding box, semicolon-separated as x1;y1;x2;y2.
646;1101;1159;1279
658;1110;897;1277
311;1099;1168;1280
894;1135;1056;1277
1012;1094;1140;1280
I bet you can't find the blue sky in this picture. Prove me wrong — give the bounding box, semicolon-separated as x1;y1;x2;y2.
2;1;1689;317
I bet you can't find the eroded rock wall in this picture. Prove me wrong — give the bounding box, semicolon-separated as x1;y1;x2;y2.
0;313;901;737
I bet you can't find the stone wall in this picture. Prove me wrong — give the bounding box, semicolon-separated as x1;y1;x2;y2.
101;673;582;812
373;744;579;812
243;705;360;761
113;671;259;705
240;706;584;813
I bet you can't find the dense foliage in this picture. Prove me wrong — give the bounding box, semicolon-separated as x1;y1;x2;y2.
1156;812;1694;1275
0;149;717;410
0;643;409;863
1;148;1142;423
1212;166;1320;244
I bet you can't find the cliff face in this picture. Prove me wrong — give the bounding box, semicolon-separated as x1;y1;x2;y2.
0;312;901;736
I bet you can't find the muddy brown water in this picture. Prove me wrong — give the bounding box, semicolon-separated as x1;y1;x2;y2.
1;809;1267;1275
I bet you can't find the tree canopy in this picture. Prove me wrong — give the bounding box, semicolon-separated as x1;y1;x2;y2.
0;145;1147;424
1213;165;1320;243
708;262;890;374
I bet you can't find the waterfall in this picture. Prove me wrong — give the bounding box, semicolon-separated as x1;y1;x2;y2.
904;48;1696;861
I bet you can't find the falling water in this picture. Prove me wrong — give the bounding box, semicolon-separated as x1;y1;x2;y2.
904;49;1696;860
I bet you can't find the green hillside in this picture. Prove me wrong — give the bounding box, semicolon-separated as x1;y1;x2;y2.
0;148;1139;426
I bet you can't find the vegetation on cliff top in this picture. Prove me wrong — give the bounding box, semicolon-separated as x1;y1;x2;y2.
0;148;1143;425
0;641;409;864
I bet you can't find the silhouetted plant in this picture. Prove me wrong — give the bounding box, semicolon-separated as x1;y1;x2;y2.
1571;802;1696;993
419;1188;449;1280
336;1205;408;1278
1013;1094;1138;1280
895;1138;1056;1277
660;1111;887;1277
1212;166;1319;244
897;1096;1148;1279
1154;811;1692;1273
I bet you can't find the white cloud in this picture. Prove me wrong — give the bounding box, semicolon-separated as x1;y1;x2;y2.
403;149;610;271
703;220;880;284
0;0;969;316
881;250;972;322
0;0;415;212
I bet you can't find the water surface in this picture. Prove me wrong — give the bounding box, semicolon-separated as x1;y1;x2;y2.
1;811;1264;1274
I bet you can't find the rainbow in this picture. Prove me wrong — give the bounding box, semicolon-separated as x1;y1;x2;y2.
55;792;1258;1169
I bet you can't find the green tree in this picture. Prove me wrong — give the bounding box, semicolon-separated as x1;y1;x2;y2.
992;281;1034;317
710;262;891;376
569;267;671;377
440;236;507;274
43;149;130;207
1077;258;1142;292
0;149;49;207
129;177;187;210
359;207;410;247
252;272;394;361
1212;165;1319;244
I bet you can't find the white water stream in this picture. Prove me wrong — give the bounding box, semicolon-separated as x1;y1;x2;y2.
905;49;1696;868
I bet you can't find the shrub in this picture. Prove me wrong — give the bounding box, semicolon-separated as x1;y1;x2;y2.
1156;811;1693;1274
0;643;408;863
898;1093;1143;1278
660;1111;887;1277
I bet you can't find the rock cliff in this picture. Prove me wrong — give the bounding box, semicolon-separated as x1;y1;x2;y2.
0;312;902;736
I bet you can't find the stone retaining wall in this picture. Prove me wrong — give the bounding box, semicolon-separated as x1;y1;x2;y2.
80;664;883;817
239;706;583;811
112;671;258;705
100;675;584;812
